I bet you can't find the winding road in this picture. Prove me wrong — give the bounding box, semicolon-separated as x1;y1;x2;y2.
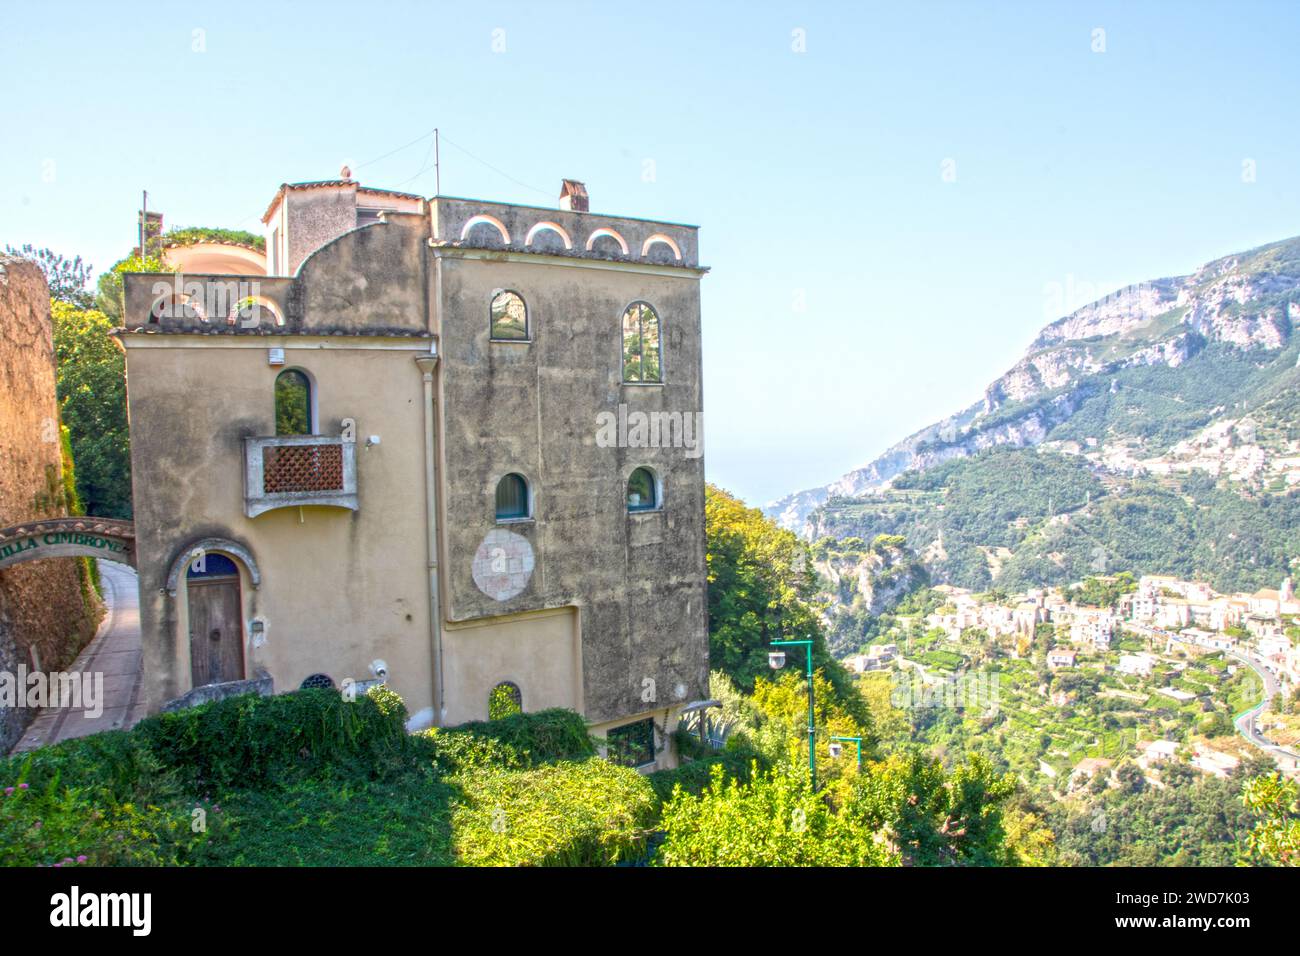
1229;649;1300;772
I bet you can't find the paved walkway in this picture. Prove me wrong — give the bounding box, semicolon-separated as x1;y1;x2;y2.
10;560;146;753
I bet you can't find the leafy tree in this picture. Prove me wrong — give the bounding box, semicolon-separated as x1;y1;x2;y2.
654;762;896;866
4;244;94;308
50;303;131;517
1242;772;1300;866
95;253;171;323
705;485;854;703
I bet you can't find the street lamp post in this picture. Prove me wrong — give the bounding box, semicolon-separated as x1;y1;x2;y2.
769;638;816;789
829;735;863;770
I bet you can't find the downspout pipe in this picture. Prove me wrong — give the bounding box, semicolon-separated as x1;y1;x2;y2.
415;351;443;726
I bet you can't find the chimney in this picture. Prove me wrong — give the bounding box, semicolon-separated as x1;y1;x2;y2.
137;209;163;259
559;179;589;212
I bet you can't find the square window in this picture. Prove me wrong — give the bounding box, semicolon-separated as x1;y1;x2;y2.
607;718;656;768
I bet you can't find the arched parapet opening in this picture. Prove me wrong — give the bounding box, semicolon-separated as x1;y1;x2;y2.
225;294;286;329
460;214;512;247
640;233;682;262
525;221;573;251
164;537;261;597
585;227;629;256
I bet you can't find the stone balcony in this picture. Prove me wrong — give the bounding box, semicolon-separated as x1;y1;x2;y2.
244;436;358;518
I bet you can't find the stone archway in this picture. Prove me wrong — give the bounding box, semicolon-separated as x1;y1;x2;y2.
0;518;135;571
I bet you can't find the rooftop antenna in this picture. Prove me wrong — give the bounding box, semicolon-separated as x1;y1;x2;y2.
139;190;147;259
434;128;440;196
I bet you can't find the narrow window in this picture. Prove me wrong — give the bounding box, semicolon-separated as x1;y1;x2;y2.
490;290;528;340
275;369;312;435
489;681;523;720
621;302;662;383
495;473;529;520
627;467;659;512
607;718;656;768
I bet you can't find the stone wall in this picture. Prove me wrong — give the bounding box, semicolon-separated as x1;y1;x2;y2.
0;255;102;752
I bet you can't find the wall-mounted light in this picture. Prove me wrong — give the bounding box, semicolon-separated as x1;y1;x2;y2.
365;435;381;448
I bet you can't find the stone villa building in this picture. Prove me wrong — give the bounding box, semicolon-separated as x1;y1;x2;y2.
116;174;709;769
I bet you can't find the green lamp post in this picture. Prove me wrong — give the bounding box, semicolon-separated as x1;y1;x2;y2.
769;638;816;789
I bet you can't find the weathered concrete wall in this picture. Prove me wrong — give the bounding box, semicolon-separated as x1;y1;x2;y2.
434;251;709;727
285;185;358;275
0;256;102;752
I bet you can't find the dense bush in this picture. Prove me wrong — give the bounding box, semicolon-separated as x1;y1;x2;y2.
130;688;412;790
423;708;596;775
654;763;895;866
452;759;657;866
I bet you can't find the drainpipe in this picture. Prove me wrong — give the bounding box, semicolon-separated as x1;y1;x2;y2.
415;351;444;726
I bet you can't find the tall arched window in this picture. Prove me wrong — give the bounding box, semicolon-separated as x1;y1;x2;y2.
275;369;312;435
622;302;662;383
488;681;523;720
495;473;530;520
490;290;528;340
627;467;659;512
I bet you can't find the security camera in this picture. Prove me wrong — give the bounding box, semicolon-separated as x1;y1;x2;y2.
370;659;389;681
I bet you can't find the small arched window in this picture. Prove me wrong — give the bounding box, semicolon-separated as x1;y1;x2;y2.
490;290;528;340
627;467;659;512
275;369;312;435
622;302;662;383
495;473;530;521
488;681;523;720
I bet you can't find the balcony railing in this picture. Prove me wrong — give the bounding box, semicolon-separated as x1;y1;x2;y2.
244;436;358;518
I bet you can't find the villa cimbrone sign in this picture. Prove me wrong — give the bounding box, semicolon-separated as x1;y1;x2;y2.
0;519;136;571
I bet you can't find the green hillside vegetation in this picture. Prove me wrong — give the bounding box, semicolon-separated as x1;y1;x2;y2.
815;446;1300;594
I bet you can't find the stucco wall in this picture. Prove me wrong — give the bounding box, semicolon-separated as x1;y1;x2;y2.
123;334;437;712
0;256;102;751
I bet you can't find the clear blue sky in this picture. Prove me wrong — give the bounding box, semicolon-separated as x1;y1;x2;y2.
5;1;1298;506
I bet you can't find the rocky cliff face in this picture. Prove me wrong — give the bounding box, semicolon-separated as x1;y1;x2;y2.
0;256;102;752
767;236;1300;533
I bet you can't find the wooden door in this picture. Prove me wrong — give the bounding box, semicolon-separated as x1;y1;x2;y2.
187;576;245;687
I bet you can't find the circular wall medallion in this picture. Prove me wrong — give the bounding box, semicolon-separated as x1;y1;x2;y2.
472;529;535;601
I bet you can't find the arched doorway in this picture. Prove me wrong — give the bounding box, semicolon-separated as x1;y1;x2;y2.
185;553;245;687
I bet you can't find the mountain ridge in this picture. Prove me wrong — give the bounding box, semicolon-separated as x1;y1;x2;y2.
767;235;1300;535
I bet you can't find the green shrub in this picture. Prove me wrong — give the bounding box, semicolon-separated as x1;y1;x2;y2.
0;758;218;866
426;708;596;775
452;759;656;866
647;748;762;804
654;763;895;866
131;688;411;790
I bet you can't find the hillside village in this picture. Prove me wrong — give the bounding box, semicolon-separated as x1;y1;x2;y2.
842;570;1300;787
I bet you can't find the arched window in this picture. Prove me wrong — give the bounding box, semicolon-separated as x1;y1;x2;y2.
622;302;662;383
495;473;530;520
275;369;312;435
490;290;528;340
488;681;523;720
627;467;659;512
